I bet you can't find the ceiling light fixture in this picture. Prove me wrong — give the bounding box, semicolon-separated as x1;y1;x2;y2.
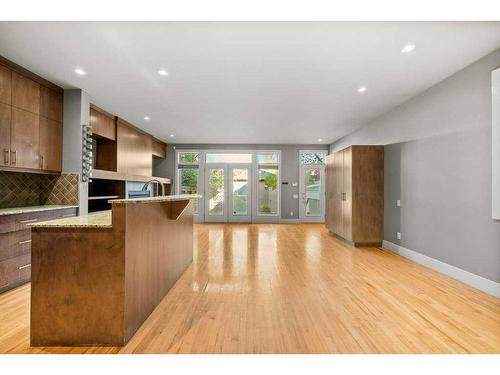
318;138;323;142
158;69;168;76
401;43;416;53
357;86;367;93
144;116;150;121
74;67;86;76
169;134;175;138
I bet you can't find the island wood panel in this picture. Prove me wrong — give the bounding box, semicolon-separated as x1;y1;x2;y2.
0;65;11;105
11;72;40;115
30;227;125;346
120;201;193;341
30;200;194;346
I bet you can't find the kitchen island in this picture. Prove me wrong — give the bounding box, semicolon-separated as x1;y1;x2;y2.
29;194;201;346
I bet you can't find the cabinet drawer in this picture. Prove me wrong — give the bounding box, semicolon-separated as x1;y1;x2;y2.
0;208;78;234
0;253;31;293
0;229;31;262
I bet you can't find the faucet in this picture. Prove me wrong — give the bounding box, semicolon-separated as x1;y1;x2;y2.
141;179;165;197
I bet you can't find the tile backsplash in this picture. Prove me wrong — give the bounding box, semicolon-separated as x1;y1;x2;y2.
0;171;79;208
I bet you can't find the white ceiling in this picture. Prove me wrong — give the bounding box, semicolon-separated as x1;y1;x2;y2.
0;22;499;144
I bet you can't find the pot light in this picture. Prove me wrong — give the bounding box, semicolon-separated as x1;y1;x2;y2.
401;43;416;53
318;138;323;142
158;69;168;77
169;134;175;138
357;86;367;93
144;116;150;121
74;67;86;76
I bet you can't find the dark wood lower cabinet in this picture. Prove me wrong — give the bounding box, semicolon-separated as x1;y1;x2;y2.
0;207;78;293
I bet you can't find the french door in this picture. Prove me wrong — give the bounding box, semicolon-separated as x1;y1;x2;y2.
204;164;252;223
299;164;325;222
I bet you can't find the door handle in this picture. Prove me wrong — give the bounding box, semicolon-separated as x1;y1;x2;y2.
3;149;8;164
40;154;44;169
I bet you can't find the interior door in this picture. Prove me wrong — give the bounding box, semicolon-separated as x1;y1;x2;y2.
228;164;252;222
205;164;227;222
300;165;325;222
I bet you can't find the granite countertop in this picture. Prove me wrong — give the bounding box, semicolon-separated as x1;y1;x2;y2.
109;194;202;204
0;205;79;216
30;210;112;229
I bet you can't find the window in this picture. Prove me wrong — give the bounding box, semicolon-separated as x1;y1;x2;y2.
232;168;249;216
177;151;201;214
178;152;200;164
205;153;252;163
257;166;279;215
300;151;326;164
178;166;199;213
257;152;279;164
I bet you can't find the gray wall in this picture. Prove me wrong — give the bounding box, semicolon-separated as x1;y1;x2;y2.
63;89;91;215
154;144;329;219
331;49;500;282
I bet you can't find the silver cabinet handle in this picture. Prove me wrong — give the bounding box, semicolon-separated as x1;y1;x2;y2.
3;149;8;164
19;218;37;224
18;239;32;245
11;150;16;165
19;264;31;270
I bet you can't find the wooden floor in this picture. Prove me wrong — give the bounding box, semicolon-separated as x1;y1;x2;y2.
1;223;499;354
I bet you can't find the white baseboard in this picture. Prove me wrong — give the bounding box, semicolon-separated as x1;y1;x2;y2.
382;240;500;298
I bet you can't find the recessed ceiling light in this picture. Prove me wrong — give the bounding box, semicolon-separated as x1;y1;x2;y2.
158;69;168;77
169;134;175;138
318;138;323;142
144;116;150;121
357;86;367;93
401;43;416;53
74;67;86;76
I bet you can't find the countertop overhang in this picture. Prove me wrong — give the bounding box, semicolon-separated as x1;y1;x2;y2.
29;195;201;228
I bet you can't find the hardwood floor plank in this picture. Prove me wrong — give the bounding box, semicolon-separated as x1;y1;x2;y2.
0;223;498;353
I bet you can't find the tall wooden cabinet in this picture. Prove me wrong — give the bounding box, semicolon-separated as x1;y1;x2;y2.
0;58;63;173
325;145;384;246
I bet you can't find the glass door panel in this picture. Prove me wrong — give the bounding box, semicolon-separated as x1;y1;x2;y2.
178;166;199;213
229;165;251;222
300;165;325;222
305;168;321;216
205;165;227;222
257;167;279;215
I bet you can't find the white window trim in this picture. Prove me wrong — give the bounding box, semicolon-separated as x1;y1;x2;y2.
174;149;281;223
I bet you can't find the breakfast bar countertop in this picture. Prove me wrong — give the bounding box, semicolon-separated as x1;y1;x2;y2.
109;194;202;204
0;205;79;216
29;210;112;229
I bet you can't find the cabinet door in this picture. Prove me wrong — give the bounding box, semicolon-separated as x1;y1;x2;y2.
0;103;10;166
11;107;39;169
0;65;12;105
333;150;344;237
342;147;353;241
39;117;62;172
12;72;40;114
40;86;63;122
325;155;334;231
90;108;116;140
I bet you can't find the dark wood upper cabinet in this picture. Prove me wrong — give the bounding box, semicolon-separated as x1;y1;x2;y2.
39;117;62;172
12;72;40;114
0;103;11;165
0;65;12;105
117;120;152;177
90;107;116;140
152;139;166;159
40;86;63;122
11;107;40;169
